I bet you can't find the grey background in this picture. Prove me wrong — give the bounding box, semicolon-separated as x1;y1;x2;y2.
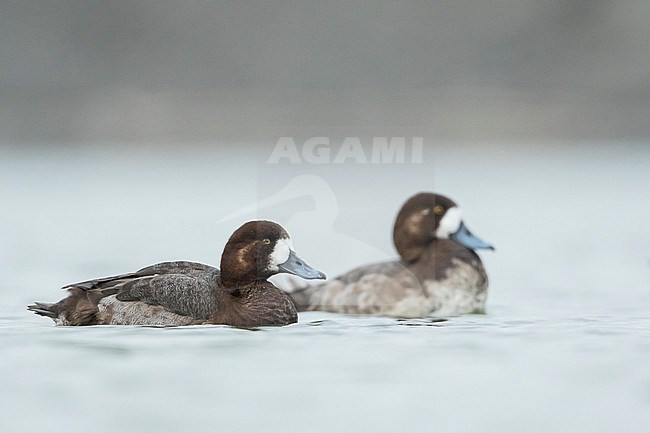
2;4;650;433
2;0;650;143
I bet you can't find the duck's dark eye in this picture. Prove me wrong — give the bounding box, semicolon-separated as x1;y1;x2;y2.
262;239;271;245
433;205;444;215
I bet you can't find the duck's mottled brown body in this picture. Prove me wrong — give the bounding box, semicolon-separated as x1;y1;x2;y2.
289;193;493;317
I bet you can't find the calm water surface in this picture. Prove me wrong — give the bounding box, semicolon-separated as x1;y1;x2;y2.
1;143;649;432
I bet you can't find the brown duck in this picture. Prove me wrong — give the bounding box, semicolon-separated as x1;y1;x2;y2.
29;220;325;327
289;193;494;317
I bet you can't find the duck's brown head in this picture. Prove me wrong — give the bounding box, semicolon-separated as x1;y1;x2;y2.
220;220;326;287
393;193;494;263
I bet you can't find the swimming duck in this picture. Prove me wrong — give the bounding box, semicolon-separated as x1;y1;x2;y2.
29;220;326;327
289;193;494;317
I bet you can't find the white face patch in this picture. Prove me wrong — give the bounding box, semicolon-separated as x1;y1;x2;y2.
435;207;463;239
268;237;294;270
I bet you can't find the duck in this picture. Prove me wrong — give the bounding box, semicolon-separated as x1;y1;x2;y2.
28;220;326;327
288;193;494;317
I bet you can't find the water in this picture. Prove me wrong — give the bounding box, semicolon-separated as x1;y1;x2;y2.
1;143;649;432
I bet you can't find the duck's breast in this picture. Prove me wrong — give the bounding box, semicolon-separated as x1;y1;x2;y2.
415;241;489;315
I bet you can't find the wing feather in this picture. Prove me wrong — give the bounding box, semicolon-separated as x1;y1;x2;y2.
63;261;221;319
116;273;220;319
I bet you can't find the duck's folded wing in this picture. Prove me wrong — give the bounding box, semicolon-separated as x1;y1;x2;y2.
64;261;217;292
133;261;217;277
289;260;420;313
115;273;220;320
63;261;221;320
335;261;409;284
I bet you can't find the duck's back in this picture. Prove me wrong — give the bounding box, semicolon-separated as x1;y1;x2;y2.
290;261;431;317
30;261;222;326
413;240;489;316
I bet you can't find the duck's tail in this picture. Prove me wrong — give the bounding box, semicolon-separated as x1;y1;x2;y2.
27;301;59;319
28;288;103;325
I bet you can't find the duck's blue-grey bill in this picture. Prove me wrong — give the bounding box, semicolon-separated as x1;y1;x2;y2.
451;222;495;251
278;250;327;280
